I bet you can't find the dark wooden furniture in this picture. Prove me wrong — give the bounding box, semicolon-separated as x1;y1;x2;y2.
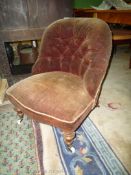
6;18;112;151
73;9;131;25
112;29;131;68
0;0;72;77
73;8;131;68
0;0;72;42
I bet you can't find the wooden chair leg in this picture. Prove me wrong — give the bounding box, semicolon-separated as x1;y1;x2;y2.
129;44;131;69
112;43;117;55
129;57;131;69
14;107;24;124
62;131;75;151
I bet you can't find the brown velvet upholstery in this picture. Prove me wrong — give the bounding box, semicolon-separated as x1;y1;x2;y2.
6;18;112;148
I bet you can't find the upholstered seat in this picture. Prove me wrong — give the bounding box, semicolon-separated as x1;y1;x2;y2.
6;18;112;150
7;71;93;130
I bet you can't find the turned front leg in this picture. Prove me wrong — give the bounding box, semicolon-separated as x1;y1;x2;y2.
63;131;75;149
14;108;24;123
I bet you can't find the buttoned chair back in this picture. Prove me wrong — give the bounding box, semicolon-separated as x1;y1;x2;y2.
32;18;112;98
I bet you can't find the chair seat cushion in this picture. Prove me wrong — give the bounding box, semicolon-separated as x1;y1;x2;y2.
6;71;93;126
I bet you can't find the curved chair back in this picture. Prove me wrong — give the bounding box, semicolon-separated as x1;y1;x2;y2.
32;18;112;98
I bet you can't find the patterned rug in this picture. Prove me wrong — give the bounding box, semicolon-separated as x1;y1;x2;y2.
0;111;130;175
34;117;130;175
0;111;40;175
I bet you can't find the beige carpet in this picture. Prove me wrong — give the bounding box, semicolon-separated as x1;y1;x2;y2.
90;45;131;173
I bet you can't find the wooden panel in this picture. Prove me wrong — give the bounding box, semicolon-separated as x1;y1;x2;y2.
0;0;72;43
0;28;44;42
0;0;28;30
27;0;72;27
0;0;72;30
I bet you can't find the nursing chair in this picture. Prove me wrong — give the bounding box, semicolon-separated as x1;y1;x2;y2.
6;18;112;151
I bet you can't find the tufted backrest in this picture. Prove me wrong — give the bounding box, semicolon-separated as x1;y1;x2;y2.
32;18;112;98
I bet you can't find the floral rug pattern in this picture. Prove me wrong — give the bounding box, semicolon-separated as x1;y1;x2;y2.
0;110;130;175
52;118;130;175
0;111;40;175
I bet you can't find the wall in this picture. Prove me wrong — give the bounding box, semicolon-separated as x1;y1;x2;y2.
73;0;131;8
73;0;103;8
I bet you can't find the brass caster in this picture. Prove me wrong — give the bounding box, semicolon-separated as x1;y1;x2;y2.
17;118;23;125
62;131;76;152
68;146;75;153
